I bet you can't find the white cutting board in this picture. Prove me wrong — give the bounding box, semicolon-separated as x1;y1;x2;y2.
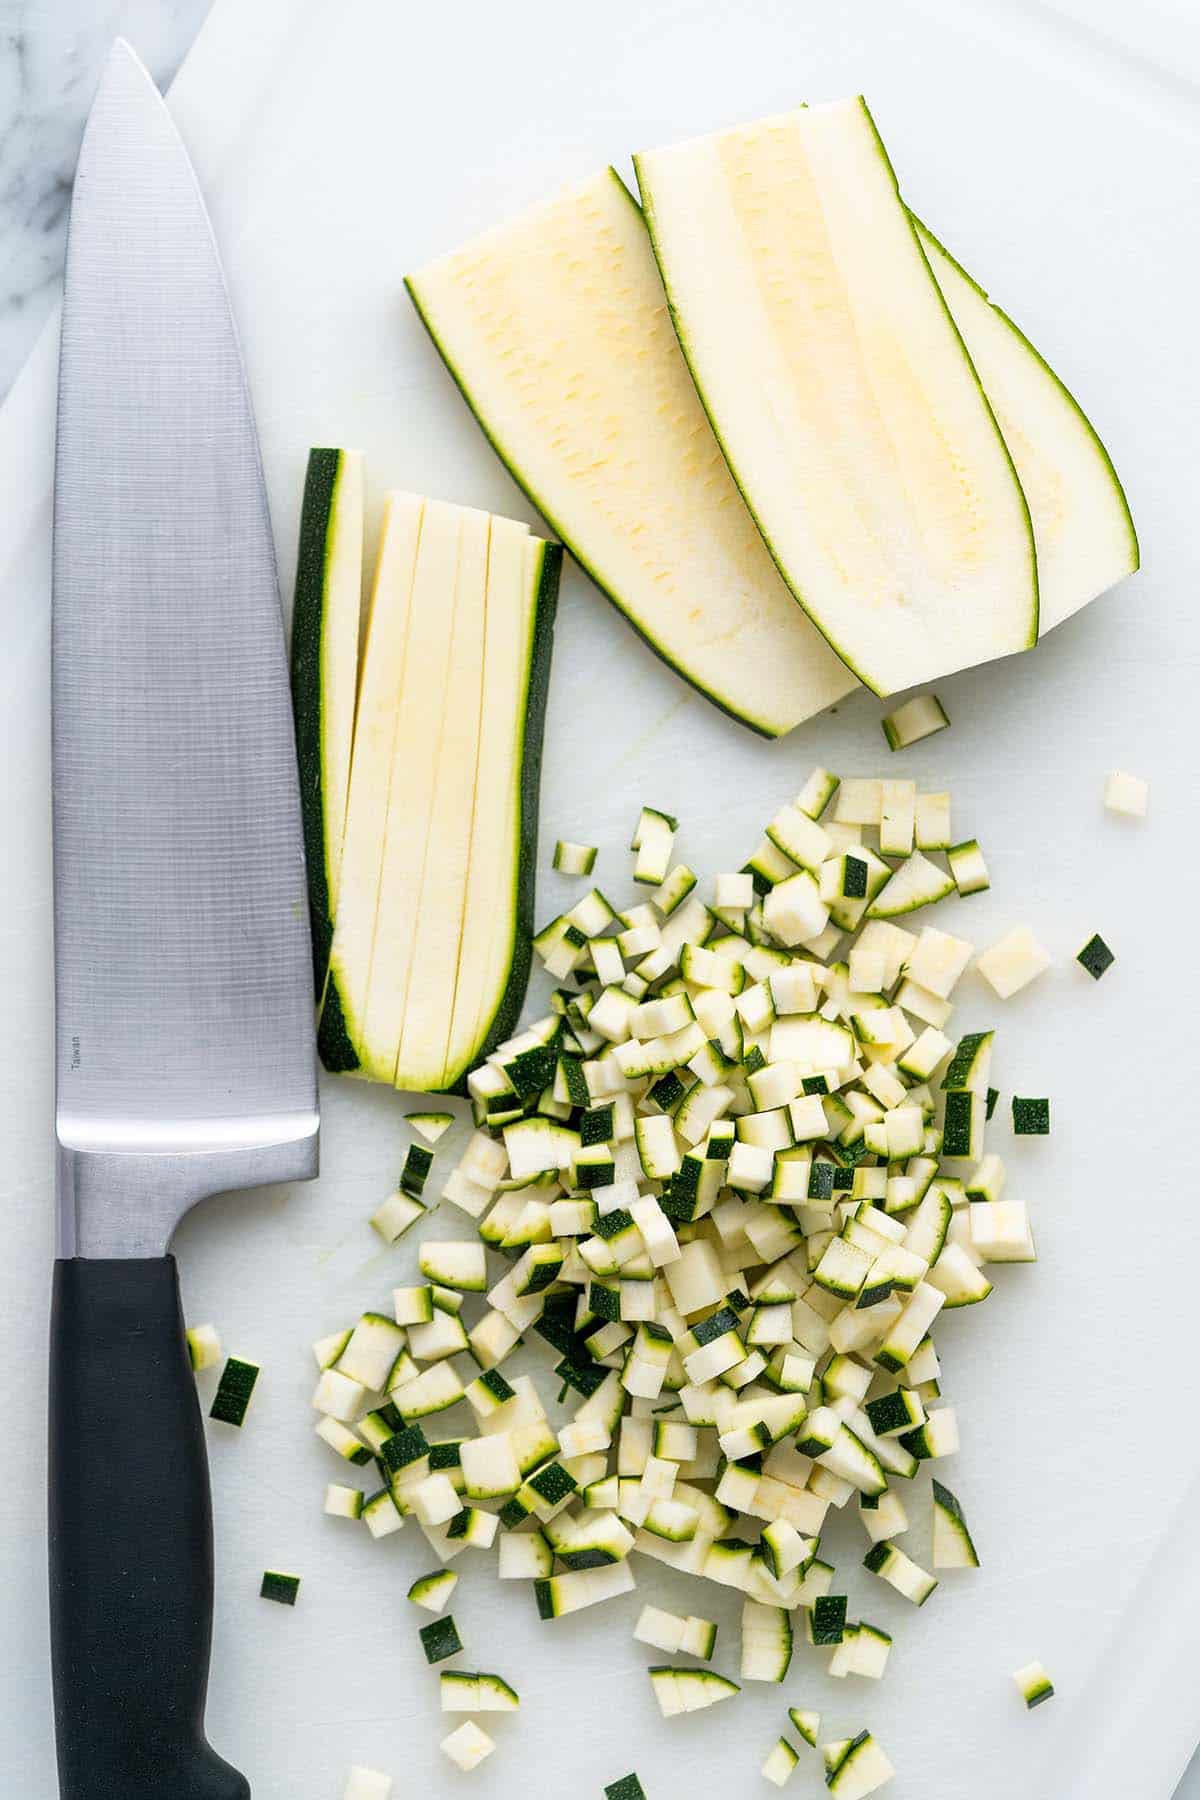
2;2;1198;1795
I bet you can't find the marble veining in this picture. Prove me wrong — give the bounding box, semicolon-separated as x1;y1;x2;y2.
0;0;211;401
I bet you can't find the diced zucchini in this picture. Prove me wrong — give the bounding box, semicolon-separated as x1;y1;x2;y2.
440;1721;495;1771
762;1737;800;1787
1012;1095;1050;1136
932;1479;980;1568
649;1665;739;1717
975;928;1051;998
1012;1659;1055;1708
787;1707;820;1749
419;1614;464;1664
554;840;598;876
882;694;950;751
210;1356;259;1427
259;1570;300;1606
1103;770;1147;817
1076;932;1114;980
186;1323;222;1372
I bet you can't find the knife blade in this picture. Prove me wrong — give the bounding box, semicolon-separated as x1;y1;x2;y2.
49;41;318;1800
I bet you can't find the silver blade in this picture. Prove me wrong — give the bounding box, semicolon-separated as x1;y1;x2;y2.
53;42;317;1257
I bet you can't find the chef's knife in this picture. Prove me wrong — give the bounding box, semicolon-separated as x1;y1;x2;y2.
50;41;318;1799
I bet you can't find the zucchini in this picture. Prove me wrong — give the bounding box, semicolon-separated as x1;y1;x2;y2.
762;1738;800;1787
788;1707;820;1749
882;694;949;751
418;1615;464;1664
932;1478;980;1569
648;1665;739;1717
186;1323;221;1372
259;1571;300;1606
918;219;1137;632
318;490;560;1091
1012;1659;1055;1709
406;170;855;737
210;1355;259;1427
406;1110;455;1144
635;101;1037;696
1076;933;1115;981
1012;1096;1051;1136
290;447;365;992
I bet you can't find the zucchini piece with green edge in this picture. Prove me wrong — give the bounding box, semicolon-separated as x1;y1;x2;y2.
210;1356;259;1427
788;1707;821;1749
635;101;1037;697
406;168;856;738
324;1484;364;1520
186;1323;221;1372
406;1110;455;1144
408;1569;459;1614
762;1738;799;1788
867;852;956;919
863;1539;938;1605
917;217;1138;634
319;498;560;1092
932;1478;980;1568
290;448;365;994
825;1730;896;1797
259;1571;300;1606
440;1671;520;1712
553;840;597;876
400;1144;433;1199
1013;1660;1055;1709
534;1561;636;1619
947;838;990;896
418;1615;464;1664
648;1665;740;1717
882;693;949;751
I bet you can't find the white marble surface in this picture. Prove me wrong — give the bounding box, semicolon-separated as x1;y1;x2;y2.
0;0;210;399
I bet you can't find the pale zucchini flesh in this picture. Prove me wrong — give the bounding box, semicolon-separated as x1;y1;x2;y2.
635;100;1038;696
406;169;855;737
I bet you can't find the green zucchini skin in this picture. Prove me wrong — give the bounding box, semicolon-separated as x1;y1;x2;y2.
316;962;361;1074
290;446;350;995
443;538;562;1094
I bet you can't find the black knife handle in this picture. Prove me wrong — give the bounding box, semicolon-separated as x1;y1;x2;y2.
49;1256;249;1800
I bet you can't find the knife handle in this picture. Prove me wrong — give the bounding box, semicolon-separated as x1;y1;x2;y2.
49;1256;249;1800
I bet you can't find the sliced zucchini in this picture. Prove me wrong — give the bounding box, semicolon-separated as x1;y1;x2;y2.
320;494;560;1090
635;100;1037;696
259;1570;300;1606
210;1356;259;1428
290;447;365;992
407;170;854;737
882;694;949;751
918;219;1137;633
